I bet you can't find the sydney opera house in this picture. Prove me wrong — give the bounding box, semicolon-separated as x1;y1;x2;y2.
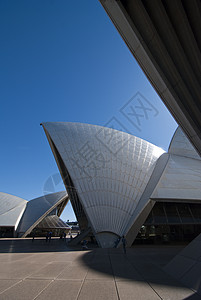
1;122;201;248
0;122;201;248
0;191;70;238
40;122;201;248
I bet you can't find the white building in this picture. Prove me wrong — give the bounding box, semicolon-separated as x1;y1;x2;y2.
41;122;201;248
0;191;69;238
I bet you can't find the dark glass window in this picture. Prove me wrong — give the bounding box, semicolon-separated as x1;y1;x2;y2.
144;202;201;226
190;204;201;223
165;203;181;223
145;210;154;224
152;203;167;224
177;204;194;223
0;227;14;238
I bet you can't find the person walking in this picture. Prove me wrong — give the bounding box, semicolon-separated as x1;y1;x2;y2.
114;237;120;248
81;239;88;250
48;231;52;242
32;231;35;242
122;235;127;254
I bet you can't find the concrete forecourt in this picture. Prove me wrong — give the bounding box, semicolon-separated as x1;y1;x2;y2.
0;238;200;300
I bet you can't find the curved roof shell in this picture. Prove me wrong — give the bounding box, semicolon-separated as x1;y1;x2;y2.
151;127;201;201
36;215;71;230
42;122;164;247
0;192;27;229
169;127;200;160
17;191;68;237
151;155;201;200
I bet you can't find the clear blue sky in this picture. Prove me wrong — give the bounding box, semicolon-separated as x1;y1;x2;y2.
0;1;177;222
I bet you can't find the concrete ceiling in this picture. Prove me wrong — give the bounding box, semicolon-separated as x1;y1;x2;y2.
99;0;201;155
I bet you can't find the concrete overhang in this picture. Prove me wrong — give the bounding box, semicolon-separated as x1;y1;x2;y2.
99;0;201;155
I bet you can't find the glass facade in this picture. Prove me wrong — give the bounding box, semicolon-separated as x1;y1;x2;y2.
134;202;201;245
0;227;14;238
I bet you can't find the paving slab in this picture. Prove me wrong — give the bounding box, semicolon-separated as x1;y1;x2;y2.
0;279;21;293
0;279;51;300
58;263;88;280
78;280;118;300
116;280;161;300
52;251;84;262
28;262;69;279
0;263;46;279
86;262;114;280
0;253;36;263
132;262;175;284
149;283;199;300
26;253;58;264
72;251;94;264
111;257;143;281
35;280;82;300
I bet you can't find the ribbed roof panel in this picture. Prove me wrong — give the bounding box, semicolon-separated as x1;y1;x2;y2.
42;122;164;243
0;192;27;228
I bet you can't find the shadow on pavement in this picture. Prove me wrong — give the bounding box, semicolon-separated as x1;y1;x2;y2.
0;237;84;253
80;246;201;298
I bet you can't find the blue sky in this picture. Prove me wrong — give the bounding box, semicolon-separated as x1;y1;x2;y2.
0;1;177;222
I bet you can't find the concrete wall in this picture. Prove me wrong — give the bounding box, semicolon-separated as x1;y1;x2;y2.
164;233;201;296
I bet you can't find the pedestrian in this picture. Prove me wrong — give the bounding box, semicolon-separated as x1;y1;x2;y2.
46;232;49;243
32;231;35;242
63;232;66;242
114;237;120;248
122;235;127;254
49;231;52;242
81;239;88;250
